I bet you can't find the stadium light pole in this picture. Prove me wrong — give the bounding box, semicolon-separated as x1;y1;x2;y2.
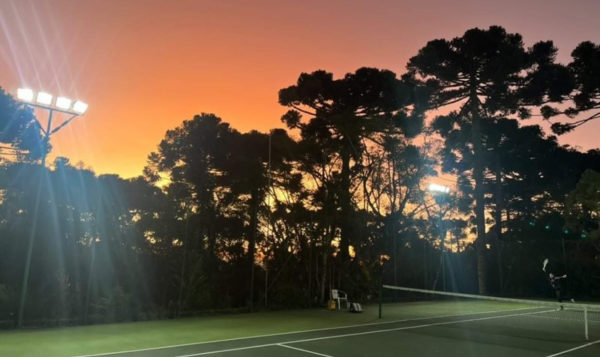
14;88;88;327
428;183;451;291
16;88;88;166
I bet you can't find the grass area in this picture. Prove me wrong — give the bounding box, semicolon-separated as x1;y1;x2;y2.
0;301;535;357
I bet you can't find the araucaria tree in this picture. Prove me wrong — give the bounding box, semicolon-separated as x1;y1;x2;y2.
279;67;427;288
406;26;571;293
542;41;600;133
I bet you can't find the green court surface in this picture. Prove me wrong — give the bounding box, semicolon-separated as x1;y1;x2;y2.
1;301;598;357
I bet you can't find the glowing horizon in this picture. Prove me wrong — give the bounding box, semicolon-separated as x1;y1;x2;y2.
1;0;599;178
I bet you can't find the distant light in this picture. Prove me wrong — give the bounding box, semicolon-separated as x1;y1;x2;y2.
427;183;450;194
17;88;34;102
36;92;53;105
55;96;72;110
72;100;88;114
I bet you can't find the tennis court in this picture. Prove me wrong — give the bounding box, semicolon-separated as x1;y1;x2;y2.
69;299;600;357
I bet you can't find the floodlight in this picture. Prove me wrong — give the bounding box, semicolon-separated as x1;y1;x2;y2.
36;92;53;105
427;183;450;193
55;96;72;110
17;88;34;102
72;100;88;114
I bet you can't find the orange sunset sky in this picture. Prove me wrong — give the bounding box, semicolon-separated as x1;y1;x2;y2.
1;0;599;178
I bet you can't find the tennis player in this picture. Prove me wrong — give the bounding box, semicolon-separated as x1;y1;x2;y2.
543;258;573;309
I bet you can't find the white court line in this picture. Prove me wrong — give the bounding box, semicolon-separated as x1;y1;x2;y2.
278;344;334;357
71;306;538;357
546;339;600;357
176;309;554;356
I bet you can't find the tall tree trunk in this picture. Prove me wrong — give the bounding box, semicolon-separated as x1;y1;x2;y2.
455;229;461;253
308;234;313;305
392;223;398;286
248;189;260;311
83;244;95;324
338;147;352;285
494;167;504;293
470;91;488;294
176;218;189;316
205;224;218;306
321;224;335;303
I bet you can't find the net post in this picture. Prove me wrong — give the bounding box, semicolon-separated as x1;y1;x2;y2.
584;306;589;341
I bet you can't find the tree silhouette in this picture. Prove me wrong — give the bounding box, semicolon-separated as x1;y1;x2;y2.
145;114;241;310
146;114;298;310
279;67;426;288
542;41;600;133
214;129;296;310
564;169;600;250
407;26;570;293
0;158;167;325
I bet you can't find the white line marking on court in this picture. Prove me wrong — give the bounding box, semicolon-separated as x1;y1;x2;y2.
545;339;600;357
278;344;334;357
71;306;538;357
176;309;553;356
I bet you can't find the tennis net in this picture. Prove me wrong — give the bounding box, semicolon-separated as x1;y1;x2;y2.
379;285;600;341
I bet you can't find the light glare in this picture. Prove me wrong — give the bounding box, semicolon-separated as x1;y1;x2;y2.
17;88;34;102
428;183;450;194
55;96;72;110
36;92;53;105
73;101;88;114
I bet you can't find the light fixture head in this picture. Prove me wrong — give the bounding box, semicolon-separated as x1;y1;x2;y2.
72;100;88;114
36;92;53;105
17;88;34;102
55;96;72;110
